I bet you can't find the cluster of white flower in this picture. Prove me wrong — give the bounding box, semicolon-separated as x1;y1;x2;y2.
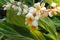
3;0;60;30
3;0;28;15
25;2;60;30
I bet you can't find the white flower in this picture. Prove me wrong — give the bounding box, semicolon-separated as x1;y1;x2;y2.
34;2;40;7
18;7;22;11
23;5;28;14
17;7;22;15
34;16;40;21
23;5;28;9
32;20;38;27
41;2;45;7
17;2;21;6
26;13;34;18
23;9;28;14
36;12;41;17
51;2;57;7
34;2;41;10
12;5;18;10
25;13;34;25
29;7;36;13
29;7;34;10
17;12;21;16
48;12;53;17
3;2;11;10
41;7;46;10
10;0;15;3
4;7;7;10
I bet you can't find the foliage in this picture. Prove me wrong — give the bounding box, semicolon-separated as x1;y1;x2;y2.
0;0;60;40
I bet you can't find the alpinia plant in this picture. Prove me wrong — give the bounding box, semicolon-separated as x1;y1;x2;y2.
0;0;60;40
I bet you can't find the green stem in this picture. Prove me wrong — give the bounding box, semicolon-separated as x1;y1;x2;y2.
33;0;35;4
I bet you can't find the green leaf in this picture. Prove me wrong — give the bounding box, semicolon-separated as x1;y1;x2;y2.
45;0;53;4
0;21;46;40
52;17;60;27
57;33;60;40
30;30;46;40
6;7;25;27
38;17;57;40
0;22;34;40
45;0;60;6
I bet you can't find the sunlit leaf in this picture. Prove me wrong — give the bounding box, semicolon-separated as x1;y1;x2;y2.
45;0;60;6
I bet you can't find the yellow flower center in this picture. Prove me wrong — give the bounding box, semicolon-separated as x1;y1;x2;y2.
26;17;34;24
